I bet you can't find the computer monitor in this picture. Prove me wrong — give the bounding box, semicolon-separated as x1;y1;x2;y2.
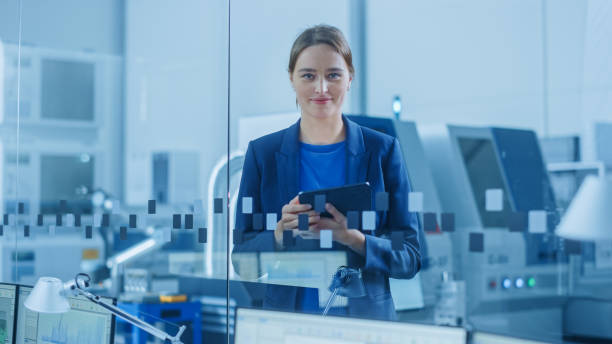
234;308;467;344
0;284;17;344
471;331;549;344
15;286;115;344
40;153;95;214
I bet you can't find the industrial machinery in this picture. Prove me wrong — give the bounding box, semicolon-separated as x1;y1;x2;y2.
0;225;105;285
1;43;122;215
419;124;567;342
0;42;122;289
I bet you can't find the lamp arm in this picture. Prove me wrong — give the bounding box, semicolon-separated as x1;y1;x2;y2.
73;288;186;344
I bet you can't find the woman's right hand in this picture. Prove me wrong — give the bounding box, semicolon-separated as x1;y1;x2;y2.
274;195;320;246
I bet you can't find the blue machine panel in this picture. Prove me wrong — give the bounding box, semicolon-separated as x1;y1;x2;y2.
492;128;561;265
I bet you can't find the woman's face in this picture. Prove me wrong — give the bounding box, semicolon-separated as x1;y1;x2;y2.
290;44;352;120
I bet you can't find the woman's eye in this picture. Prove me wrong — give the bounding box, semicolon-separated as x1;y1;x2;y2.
328;72;341;80
302;73;314;80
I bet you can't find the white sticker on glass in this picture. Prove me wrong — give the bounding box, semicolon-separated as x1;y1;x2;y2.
485;189;503;211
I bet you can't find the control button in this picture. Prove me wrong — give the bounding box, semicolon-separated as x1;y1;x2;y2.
515;277;525;289
527;277;536;288
488;279;497;290
502;278;512;289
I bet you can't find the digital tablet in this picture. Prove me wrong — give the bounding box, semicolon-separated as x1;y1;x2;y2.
298;182;372;218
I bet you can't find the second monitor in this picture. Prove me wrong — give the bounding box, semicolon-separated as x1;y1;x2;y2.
0;284;17;344
15;286;115;344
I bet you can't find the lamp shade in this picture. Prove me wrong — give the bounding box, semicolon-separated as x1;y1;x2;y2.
24;277;71;313
556;176;612;240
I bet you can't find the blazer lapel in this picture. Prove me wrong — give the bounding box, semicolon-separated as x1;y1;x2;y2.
344;115;370;184
276;120;301;205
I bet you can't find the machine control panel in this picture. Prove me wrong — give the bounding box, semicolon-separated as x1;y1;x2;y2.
477;266;565;302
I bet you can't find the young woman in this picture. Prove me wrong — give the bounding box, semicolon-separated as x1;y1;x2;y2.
233;25;421;320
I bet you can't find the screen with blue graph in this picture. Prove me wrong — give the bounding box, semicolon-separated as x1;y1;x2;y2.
0;284;17;344
15;286;115;344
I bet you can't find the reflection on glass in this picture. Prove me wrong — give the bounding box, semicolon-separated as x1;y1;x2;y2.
259;251;348;308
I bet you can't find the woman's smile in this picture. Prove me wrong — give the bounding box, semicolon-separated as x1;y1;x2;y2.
311;97;332;104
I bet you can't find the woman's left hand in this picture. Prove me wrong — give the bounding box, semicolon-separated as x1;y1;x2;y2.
314;203;366;255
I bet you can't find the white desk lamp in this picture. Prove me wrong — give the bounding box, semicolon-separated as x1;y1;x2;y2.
25;273;186;343
555;175;612;240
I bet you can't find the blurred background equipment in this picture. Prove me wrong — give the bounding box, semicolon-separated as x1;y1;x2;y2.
419;124;565;342
0;226;105;285
555;175;612;342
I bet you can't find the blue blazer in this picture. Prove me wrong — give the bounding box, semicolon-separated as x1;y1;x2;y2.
232;115;421;320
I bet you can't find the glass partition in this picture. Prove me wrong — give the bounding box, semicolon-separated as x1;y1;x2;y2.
229;1;612;344
0;0;21;304
2;1;612;343
3;1;231;343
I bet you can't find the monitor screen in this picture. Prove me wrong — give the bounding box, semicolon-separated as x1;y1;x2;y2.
16;286;115;344
41;59;94;121
458;137;512;228
40;154;94;214
492;128;556;213
0;284;17;344
235;308;466;344
472;331;549;344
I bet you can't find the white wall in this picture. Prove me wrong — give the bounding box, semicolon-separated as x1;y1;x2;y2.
366;0;546;132
363;0;609;144
545;0;588;137
124;0;228;206
580;0;612;161
0;0;124;54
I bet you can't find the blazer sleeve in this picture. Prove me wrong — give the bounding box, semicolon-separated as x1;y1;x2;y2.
362;138;422;279
231;141;276;276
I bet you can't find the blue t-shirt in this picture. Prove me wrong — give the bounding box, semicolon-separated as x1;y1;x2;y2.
297;141;346;312
300;141;346;191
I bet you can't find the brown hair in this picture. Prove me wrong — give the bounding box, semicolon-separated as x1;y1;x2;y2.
288;24;354;77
